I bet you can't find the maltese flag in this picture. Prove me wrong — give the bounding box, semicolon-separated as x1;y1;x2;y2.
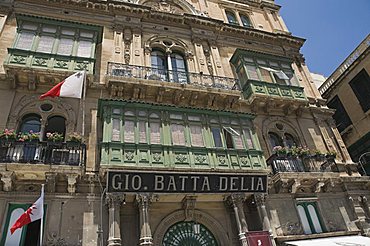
10;185;44;234
39;71;85;100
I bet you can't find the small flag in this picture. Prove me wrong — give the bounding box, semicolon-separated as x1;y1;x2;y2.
10;185;44;234
39;71;85;100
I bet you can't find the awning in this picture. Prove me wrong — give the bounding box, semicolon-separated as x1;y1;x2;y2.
285;235;370;246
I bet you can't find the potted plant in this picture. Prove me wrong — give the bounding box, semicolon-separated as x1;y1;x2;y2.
18;131;40;163
326;150;337;160
297;146;310;158
0;129;17;142
66;132;82;147
46;132;64;146
273;145;288;157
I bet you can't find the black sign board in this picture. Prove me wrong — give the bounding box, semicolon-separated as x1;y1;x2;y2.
107;171;267;193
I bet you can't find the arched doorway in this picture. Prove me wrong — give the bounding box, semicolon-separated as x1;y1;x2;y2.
162;221;217;246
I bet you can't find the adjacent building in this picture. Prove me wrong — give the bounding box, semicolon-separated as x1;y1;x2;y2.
319;34;370;173
0;0;369;245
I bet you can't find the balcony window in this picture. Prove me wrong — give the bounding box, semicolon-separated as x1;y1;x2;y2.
240;14;252;28
19;114;41;134
297;202;324;234
14;18;98;59
44;116;65;141
226;11;239;25
349;69;370;112
269;132;283;148
190;125;204;147
327;95;352;132
150;50;188;83
171;123;186;145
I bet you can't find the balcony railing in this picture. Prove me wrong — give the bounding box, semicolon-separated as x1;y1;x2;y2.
267;154;338;174
0;140;86;166
107;62;239;91
243;79;307;101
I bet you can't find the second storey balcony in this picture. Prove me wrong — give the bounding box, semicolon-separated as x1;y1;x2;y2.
267;154;338;174
0;140;86;166
106;62;241;109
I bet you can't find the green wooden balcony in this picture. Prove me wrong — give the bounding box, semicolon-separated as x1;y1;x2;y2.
4;48;95;73
243;79;307;102
100;142;264;170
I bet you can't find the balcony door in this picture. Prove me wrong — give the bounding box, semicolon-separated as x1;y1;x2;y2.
44;116;66;141
151;50;188;83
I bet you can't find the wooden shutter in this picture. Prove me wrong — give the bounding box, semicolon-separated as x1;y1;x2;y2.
171;124;185;145
244;129;255;149
246;64;259;80
260;68;273;83
124;120;135;143
112;118;120;141
233;129;244;149
190;125;204;146
139;121;147;143
150;122;161;144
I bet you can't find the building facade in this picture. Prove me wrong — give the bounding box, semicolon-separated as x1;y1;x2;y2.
0;0;369;245
319;34;370;173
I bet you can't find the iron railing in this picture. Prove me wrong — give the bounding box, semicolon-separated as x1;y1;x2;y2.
0;141;86;166
267;154;338;174
107;62;240;91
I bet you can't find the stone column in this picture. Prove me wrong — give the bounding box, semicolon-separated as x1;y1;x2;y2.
106;194;125;246
226;195;248;246
136;194;154;245
254;194;276;246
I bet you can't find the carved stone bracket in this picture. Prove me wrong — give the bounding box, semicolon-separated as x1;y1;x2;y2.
66;173;79;194
274;178;295;193
45;172;57;193
105;194;126;208
1;171;15;192
254;193;267;207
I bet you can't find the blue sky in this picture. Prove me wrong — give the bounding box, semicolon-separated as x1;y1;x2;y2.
275;0;370;77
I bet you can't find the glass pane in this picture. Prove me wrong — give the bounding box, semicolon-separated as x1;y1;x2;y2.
226;11;238;25
244;129;255;149
80;30;94;38
246;65;259;80
190;125;204;146
171;124;185;145
150;122;161;144
285;133;296;148
297;205;312;234
16;32;34;50
57;37;73;55
124;120;135;143
112;119;120;141
139;121;147;143
151;51;166;70
61;28;75;36
37;35;54;53
307;205;323;233
269;132;282;148
260;68;273;83
20;116;41;133
212;128;223;147
42;25;57;33
233;129;243;149
77;40;92;57
22;23;38;30
240;15;251;27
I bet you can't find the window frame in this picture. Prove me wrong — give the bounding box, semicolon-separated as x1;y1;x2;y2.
349;69;370;112
225;10;239;25
296;201;325;234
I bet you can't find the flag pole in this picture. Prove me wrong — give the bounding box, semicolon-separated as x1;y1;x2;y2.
39;184;45;246
81;70;87;139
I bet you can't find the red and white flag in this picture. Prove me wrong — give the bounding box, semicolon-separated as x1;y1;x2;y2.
39;71;85;100
10;185;44;234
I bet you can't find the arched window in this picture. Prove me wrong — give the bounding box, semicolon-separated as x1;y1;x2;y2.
269;132;283;148
44;116;66;141
150;50;188;83
240;14;252;28
285;133;297;148
19;114;41;133
226;11;238;25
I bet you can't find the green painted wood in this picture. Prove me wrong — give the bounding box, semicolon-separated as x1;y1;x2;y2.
162;222;218;246
98;100;266;170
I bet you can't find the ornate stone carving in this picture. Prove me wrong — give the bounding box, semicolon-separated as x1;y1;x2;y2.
105;194;126;208
182;195;197;221
274;178;295;193
1;171;15;192
254;194;267;206
66;173;79;194
45;172;57;193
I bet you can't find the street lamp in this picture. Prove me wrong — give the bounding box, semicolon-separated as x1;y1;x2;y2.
358;152;370;176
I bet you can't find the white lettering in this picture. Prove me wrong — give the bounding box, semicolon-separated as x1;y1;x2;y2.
219;177;228;191
167;176;177;191
179;176;188;191
132;175;142;190
191;176;200;191
240;177;248;191
201;177;210;191
155;175;164;190
256;177;264;191
230;177;238;191
251;177;255;191
112;174;122;190
124;174;129;190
